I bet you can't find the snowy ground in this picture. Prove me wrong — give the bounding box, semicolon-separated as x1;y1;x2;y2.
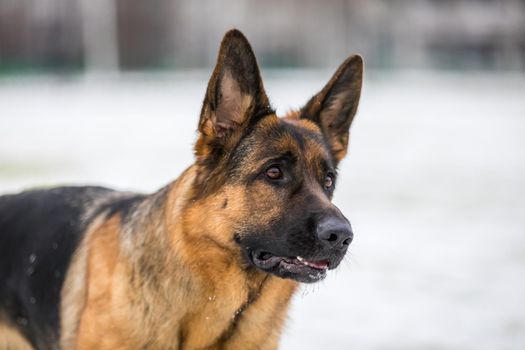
1;70;524;349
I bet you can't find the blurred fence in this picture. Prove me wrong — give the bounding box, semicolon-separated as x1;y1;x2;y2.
0;0;524;74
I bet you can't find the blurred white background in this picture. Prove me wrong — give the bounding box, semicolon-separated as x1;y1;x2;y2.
1;0;525;349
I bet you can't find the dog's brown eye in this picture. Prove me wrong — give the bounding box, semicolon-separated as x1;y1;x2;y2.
324;174;334;189
266;166;282;180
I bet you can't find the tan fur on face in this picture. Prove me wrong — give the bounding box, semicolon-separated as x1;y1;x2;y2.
283;110;322;133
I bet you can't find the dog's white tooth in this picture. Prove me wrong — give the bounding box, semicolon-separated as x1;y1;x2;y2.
297;256;304;262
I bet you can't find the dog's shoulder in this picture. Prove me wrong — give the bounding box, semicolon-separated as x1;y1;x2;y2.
0;186;144;348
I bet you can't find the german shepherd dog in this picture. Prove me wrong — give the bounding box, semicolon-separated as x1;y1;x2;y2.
0;29;362;349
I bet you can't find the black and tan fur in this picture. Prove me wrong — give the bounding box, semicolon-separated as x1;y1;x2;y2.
0;30;363;349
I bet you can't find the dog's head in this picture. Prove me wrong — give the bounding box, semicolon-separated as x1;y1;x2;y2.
189;29;362;283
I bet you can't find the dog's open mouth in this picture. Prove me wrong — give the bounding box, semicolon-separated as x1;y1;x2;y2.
250;250;329;283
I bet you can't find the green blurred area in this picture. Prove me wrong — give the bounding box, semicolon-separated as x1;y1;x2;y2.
0;0;524;76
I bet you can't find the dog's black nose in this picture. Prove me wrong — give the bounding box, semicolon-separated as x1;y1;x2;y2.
316;217;353;249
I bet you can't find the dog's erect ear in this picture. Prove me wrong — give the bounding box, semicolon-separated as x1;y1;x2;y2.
300;55;363;164
196;29;272;160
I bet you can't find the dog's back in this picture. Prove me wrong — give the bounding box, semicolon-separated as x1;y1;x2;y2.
0;186;142;349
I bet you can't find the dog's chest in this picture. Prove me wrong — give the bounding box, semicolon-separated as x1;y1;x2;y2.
177;274;252;348
178;275;297;350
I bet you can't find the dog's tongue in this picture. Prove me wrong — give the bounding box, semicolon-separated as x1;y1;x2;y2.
308;260;329;269
297;256;329;270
